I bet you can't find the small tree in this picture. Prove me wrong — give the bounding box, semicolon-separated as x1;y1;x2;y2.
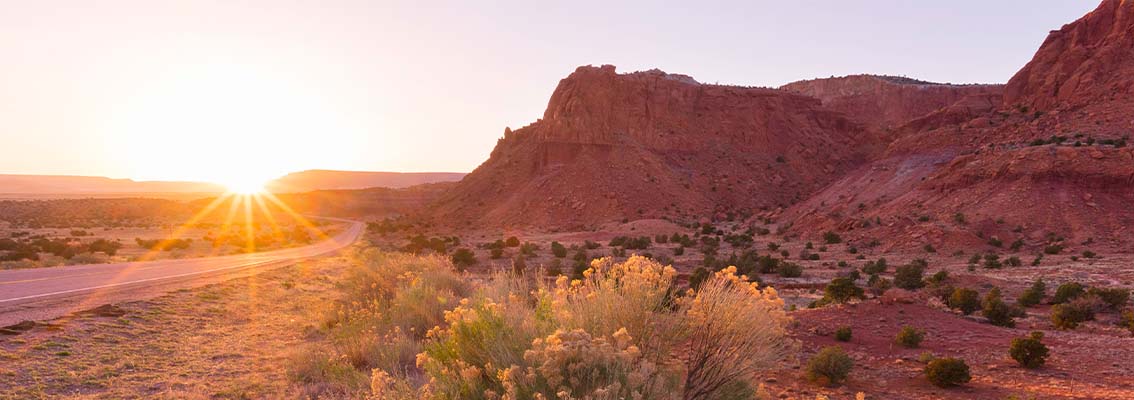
925;358;971;387
450;248;477;271
805;346;853;386
1009;331;1049;369
1051;298;1096;329
822;231;842;245
1052;282;1085;304
982;288;1016;328
1088;287;1130;310
504;236;520;247
948;288;980;315
1017;278;1046;307
834;326;852;342
895;326;925;348
824;277;864;304
894;262;926;290
550;241;567;258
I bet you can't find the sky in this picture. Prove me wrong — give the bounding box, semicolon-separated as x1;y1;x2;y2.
0;0;1099;187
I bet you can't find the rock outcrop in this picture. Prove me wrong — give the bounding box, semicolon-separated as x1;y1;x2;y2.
781;75;1002;132
428;65;877;229
1004;0;1134;112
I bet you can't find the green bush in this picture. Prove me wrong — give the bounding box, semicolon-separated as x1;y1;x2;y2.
861;258;887;274
894;262;926;290
1009;331;1048;369
947;288;980;315
895;326;925;348
805;346;853;386
505;236;520;247
490;247;504;259
834;326;852;342
550;241;567;258
982;288;1016;328
450;248;477;271
1043;244;1063;255
777;262;803;278
925;358;971;387
1121;310;1134;335
1052;282;1085;304
1051;298;1096;329
673;246;685;256
1088;287;1130;309
823;277;864;304
1017;279;1046;307
823;231;842;245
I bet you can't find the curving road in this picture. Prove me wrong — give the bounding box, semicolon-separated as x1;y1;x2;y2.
0;218;363;326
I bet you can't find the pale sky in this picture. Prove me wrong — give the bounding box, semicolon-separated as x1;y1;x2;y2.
0;1;1098;186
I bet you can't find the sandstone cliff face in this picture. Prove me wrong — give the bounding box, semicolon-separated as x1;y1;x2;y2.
1004;0;1134;112
429;65;876;229
781;75;1003;131
780;0;1134;252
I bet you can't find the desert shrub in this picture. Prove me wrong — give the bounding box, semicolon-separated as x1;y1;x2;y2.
777;262;803;278
1051;298;1096;329
895;326;925;348
550;241;567;258
987;237;1003;248
861;258;887;274
982;288;1016;328
757;255;780;274
655;234;669;244
673;245;685;256
805;346;853;386
925;358;971;387
1052;282;1085;304
822;231;842;245
1121;310;1134;335
288;351;369;397
923;243;936;253
1017;278;1046;307
867;274;892;296
1088;287;1130;309
823;277;864;304
511;254;527;275
680;266;797;400
498;328;668;399
983;253;1002;269
505;236;520;247
1005;256;1022;267
1009;331;1049;369
894;262;926;290
1082;250;1097;258
926;270;949;285
450;248;477;271
1043;244;1063;254
519;242;539;256
947;288;980;315
834;326;852;342
489;247;504;259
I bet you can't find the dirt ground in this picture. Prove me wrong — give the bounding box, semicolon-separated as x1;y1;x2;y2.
0;253;348;399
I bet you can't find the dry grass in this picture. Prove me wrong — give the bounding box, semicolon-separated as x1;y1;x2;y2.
0;253;350;399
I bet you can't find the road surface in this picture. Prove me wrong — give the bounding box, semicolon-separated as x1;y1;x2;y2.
0;218;363;327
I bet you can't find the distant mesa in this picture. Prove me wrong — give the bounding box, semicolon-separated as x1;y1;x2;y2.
0;174;225;195
264;170;466;193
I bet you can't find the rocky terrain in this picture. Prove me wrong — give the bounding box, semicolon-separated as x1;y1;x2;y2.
426;0;1134;256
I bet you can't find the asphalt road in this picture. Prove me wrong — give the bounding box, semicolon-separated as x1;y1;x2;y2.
0;218;363;326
